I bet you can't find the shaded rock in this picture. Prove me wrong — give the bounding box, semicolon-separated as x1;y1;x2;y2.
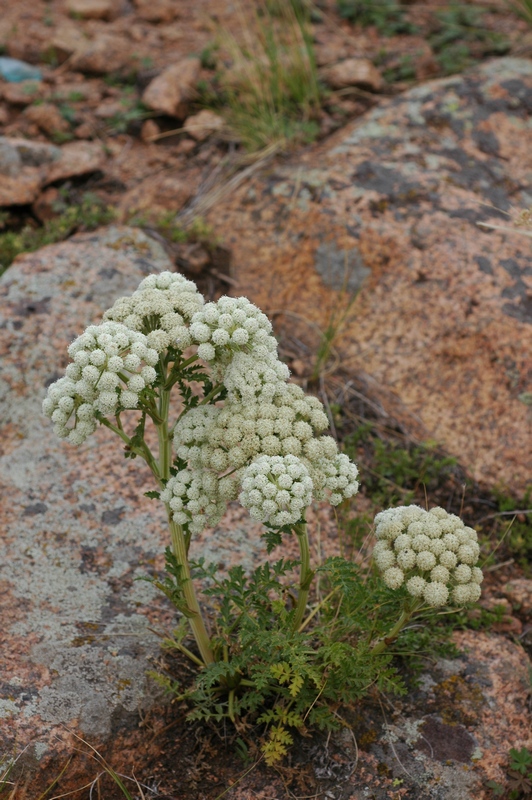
174;241;211;275
1;79;43;105
134;0;177;22
142;58;201;119
183;109;225;142
24;103;70;136
45;141;105;183
323;58;383;92
32;186;61;223
207;58;532;492
71;33;131;74
119;172;195;219
66;0;120;20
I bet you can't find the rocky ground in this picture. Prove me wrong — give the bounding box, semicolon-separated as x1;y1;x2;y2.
1;1;531;799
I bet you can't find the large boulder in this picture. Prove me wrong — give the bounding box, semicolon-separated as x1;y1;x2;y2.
208;58;532;493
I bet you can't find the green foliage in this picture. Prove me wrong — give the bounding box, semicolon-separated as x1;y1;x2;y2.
488;746;532;799
343;422;457;507
0;193;116;274
492;487;532;569
155;550;457;763
429;5;510;75
337;0;417;35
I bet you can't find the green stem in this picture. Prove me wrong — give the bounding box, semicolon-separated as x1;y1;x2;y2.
292;522;314;632
298;588;337;633
370;601;422;656
168;515;215;665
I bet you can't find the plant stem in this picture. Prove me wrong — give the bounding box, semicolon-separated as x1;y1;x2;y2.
292;522;314;632
370;601;422;656
168;515;215;665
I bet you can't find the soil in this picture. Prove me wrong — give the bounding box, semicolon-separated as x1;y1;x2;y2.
1;1;531;798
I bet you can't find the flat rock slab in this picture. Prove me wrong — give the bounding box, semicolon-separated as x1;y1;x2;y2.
209;57;532;492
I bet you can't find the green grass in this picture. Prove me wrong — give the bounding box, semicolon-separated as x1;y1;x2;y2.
429;5;510;75
211;0;322;151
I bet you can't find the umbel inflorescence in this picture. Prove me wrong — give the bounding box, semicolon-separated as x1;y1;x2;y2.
373;505;483;606
42;269;484;763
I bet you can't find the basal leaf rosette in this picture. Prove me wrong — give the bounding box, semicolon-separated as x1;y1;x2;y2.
373;505;483;607
239;455;314;527
103;271;204;353
42;321;158;444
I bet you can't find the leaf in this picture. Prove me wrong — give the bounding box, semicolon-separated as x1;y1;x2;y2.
144;490;160;500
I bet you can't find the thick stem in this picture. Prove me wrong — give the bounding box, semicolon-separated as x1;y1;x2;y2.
168;516;215;665
292;523;314;632
370;601;422;656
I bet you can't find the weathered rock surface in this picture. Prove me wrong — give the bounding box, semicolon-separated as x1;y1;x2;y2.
142;58;201;118
66;0;120;21
70;33;131;74
208;57;532;493
0;138;106;204
0;228;266;788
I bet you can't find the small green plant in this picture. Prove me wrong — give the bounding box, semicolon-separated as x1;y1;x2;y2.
429;5;510;75
337;0;417;35
0;194;115;274
214;0;322;151
43;273;485;764
488;747;532;798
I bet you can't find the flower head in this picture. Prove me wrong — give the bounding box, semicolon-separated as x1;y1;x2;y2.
43;321;159;444
239;455;313;527
373;506;483;607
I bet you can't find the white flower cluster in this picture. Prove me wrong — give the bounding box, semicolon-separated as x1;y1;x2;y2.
173;384;358;511
42;321;159;444
239;455;314;527
104;271;204;353
160;468;231;534
190;296;278;366
373;505;483;607
224;352;290;404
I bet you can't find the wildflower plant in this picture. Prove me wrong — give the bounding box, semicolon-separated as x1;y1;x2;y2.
43;271;484;764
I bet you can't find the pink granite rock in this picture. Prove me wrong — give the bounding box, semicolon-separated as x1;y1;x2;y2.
142;58;201;119
207;57;532;493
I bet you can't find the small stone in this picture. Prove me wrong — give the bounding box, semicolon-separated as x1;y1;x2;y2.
323;58;383;92
45;141;105;183
0;56;42;83
67;0;119;20
176;138;196;155
0;105;8;125
24;103;70;136
1;80;43;106
140;119;160;142
46;24;88;63
119;174;194;219
71;34;131;75
183;110;224;142
142;59;201;119
0;169;43;206
134;0;177;22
